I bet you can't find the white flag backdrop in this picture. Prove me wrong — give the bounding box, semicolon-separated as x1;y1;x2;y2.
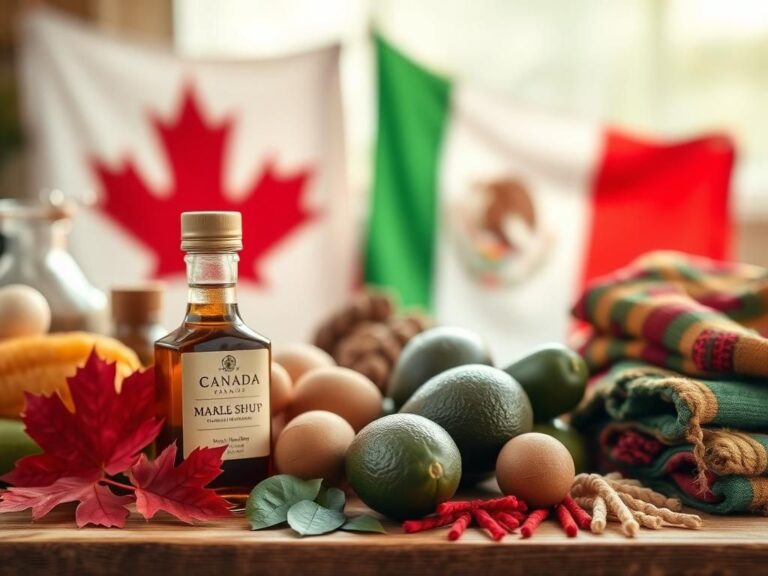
19;8;354;345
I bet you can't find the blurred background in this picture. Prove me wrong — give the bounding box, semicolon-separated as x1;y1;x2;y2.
1;0;767;263
0;0;765;362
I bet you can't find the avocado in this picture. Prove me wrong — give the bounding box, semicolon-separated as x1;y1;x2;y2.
504;344;588;422
532;418;588;473
346;414;462;520
399;364;532;481
388;326;492;408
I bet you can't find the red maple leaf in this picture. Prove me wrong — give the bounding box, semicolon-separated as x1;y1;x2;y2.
129;444;231;524
0;476;133;528
0;351;231;527
3;352;162;487
91;86;315;283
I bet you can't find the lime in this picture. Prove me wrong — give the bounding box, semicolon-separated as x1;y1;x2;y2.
504;344;588;422
345;414;461;520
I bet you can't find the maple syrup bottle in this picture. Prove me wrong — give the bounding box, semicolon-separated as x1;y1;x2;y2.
155;211;271;502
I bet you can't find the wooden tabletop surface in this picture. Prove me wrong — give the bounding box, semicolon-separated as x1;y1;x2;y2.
1;498;767;576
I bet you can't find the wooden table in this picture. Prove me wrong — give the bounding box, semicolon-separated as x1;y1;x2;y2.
1;499;767;576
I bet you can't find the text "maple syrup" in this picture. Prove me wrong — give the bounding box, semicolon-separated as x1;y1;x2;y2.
155;211;272;501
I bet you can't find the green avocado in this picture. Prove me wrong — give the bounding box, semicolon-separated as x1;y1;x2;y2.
345;414;462;520
399;364;532;481
0;419;40;481
503;344;588;422
532;418;588;473
388;326;493;408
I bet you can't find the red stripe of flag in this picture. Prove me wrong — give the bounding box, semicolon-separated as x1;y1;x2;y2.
581;130;735;286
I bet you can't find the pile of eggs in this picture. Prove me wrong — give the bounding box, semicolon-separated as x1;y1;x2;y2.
271;343;383;485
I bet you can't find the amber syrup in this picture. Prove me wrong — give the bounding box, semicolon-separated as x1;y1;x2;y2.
154;213;272;504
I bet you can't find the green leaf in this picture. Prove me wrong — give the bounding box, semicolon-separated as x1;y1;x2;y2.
341;515;387;534
287;500;346;537
316;487;346;512
246;475;323;530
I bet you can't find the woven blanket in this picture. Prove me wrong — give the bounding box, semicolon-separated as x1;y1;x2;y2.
573;251;768;377
571;363;768;514
571;252;768;514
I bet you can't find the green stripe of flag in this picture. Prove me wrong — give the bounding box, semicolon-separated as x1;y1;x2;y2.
364;36;451;309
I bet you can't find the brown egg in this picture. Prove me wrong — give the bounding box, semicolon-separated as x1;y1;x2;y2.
272;412;287;448
289;367;382;431
270;362;294;414
273;343;335;384
496;432;575;508
274;410;355;485
0;285;51;339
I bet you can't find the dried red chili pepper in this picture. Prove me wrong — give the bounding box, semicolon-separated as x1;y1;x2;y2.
437;500;480;515
402;513;458;534
520;508;550;538
436;495;525;516
448;513;472;541
562;495;592;531
473;508;506;541
492;511;520;532
477;495;527;513
403;496;534;541
555;504;578;537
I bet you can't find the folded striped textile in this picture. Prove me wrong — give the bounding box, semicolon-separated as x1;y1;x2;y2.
571;363;768;514
575;362;768;459
573;251;768;378
571;252;768;514
600;437;768;515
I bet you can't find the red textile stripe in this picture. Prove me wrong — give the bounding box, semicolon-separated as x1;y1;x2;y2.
581;130;734;285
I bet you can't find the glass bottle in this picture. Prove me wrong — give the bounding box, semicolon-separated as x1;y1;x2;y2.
0;197;108;333
154;212;272;501
111;285;167;366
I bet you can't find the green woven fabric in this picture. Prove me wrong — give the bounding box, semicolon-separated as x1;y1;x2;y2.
571;252;768;514
573;362;768;514
633;445;758;515
575;362;768;440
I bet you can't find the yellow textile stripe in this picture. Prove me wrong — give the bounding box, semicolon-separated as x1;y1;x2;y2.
635;252;765;297
582;337;652;369
733;335;768;377
749;477;768;514
585;337;610;367
703;430;768;477
593;282;653;332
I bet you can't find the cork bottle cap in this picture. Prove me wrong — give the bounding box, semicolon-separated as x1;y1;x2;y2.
181;211;242;252
111;284;164;324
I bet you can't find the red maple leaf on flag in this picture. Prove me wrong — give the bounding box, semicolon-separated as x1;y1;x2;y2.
0;351;231;528
91;86;314;283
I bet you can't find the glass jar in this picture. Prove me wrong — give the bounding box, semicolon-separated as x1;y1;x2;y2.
0;197;108;333
111;285;167;366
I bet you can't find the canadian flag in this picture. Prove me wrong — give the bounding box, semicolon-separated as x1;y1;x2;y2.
19;9;353;343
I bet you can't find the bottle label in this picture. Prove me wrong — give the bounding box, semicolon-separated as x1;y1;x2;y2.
181;349;270;460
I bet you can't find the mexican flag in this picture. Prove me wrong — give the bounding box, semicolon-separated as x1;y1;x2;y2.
365;38;734;365
19;9;353;344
